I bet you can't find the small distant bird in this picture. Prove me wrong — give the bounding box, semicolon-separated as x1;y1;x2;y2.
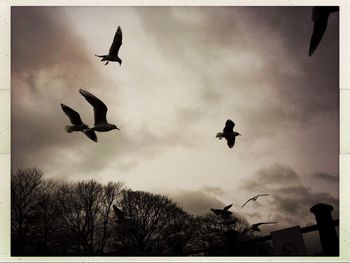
61;103;98;142
96;26;123;65
211;204;233;219
79;89;120;133
240;194;270;208
247;222;278;232
309;6;339;56
113;205;132;222
216;119;241;148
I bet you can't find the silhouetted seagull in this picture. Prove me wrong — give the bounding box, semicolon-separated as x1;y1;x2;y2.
79;89;120;133
95;26;123;65
247;222;277;232
61;103;97;142
241;194;270;208
216;119;241;148
309;6;339;56
211;204;233;219
218;215;238;226
113;205;132;222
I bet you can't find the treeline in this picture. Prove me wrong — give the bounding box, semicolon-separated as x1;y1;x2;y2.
11;168;271;256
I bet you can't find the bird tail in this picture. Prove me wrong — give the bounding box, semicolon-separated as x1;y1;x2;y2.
216;132;224;139
95;54;107;61
83;128;98;143
65;125;74;133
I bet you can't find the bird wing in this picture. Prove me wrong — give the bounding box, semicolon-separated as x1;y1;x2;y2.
210;208;221;216
241;198;253;208
223;119;235;133
79;89;108;126
224;204;233;211
83;129;98;142
109;26;122;57
309;7;330;56
256;193;270;198
253;222;277;228
262;221;277;225
61;104;84;125
227;137;236;148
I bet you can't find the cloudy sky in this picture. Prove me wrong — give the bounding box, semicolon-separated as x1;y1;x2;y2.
11;6;339;238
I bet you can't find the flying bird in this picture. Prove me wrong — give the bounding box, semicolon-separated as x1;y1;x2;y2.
61;103;98;142
95;26;123;65
247;222;278;232
211;204;233;219
240;194;270;209
218;216;238;226
216;119;241;148
79;89;120;133
113;205;132;222
309;6;339;56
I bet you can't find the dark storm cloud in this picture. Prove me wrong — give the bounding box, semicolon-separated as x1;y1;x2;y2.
136;7;338;139
243;163;301;191
244;211;262;220
11;7;197;176
243;164;338;227
11;7;112;170
165;188;227;216
311;172;338;183
11;7;103;92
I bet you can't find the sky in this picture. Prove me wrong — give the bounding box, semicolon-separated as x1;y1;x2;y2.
11;6;339;241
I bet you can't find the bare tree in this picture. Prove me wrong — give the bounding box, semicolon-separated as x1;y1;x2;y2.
30;179;60;254
97;181;124;254
113;190;194;255
55;180;124;255
11;168;44;254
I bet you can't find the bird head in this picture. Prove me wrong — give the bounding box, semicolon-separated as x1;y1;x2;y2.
235;132;241;136
117;58;122;66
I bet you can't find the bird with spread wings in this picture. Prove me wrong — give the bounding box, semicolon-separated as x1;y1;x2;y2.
95;26;123;65
240;194;270;208
216;119;241;148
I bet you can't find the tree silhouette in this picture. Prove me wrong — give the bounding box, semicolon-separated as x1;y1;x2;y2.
112;190;194;255
11;168;44;254
98;182;124;253
55;180;124;255
30;179;60;255
11;168;273;256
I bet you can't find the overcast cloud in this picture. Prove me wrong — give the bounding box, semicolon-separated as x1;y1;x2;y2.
11;6;338;230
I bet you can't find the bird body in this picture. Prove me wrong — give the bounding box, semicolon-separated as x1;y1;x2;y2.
96;26;123;65
61;103;98;142
79;89;120;132
211;204;233;219
216;119;241;148
309;6;339;56
218;216;238;225
93;123;119;132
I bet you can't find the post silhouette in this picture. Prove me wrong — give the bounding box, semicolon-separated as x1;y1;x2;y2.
224;229;238;255
310;203;338;256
